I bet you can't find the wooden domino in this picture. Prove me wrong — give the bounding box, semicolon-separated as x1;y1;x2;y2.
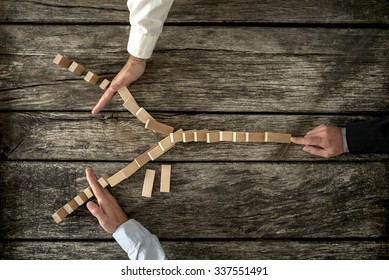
220;131;233;141
68;61;85;76
160;165;171;193
136;108;154;124
106;171;126;187
84;187;94;198
84;71;100;85
98;175;110;188
264;132;292;143
123;98;141;116
248;132;265;143
206;131;220;143
194;129;208;142
142;169;156;197
118;86;136;102
182;130;196;143
147;145;165;160
99;79;110;91
52;207;69;223
170;129;184;143
233;132;246;142
121;161;140;178
145;119;174;136
53;54;71;68
159;135;175;151
134;152;152;168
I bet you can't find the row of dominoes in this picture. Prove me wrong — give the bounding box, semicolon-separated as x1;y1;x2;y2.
53;54;174;136
52;175;110;223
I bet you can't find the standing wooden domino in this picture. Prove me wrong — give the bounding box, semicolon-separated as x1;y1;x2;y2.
68;61;86;76
99;79;110;91
142;169;156;197
160;165;171;193
53;54;71;68
84;71;100;85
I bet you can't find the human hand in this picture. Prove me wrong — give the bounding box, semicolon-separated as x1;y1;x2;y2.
92;55;146;114
290;124;344;158
85;168;129;234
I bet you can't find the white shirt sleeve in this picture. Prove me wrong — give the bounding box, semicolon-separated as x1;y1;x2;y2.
127;0;174;59
113;219;166;260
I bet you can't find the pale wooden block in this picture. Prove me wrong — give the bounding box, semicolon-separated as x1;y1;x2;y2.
118;86;136;102
170;128;184;143
99;79;110;91
63;203;74;214
68;199;79;211
68;62;85;76
135;151;152;168
53;54;71;68
145;119;174;136
98;175;110;188
84;187;94;198
142;169;156;197
159;135;175;151
52;212;62;224
52;207;68;223
107;171;126;187
206;131;220;143
160;165;171;193
248;132;265;143
194;129;208;142
136;107;154;124
122;161;140;178
220;131;233;141
84;71;100;85
233;132;246;142
74;195;84;206
147;145;165;160
78;192;88;203
123;98;141;116
265;132;292;143
183;130;196;143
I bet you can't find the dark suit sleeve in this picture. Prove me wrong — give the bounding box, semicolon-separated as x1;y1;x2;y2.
346;117;389;154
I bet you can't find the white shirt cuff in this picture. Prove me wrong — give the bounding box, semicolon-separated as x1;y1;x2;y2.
342;127;350;153
113;219;166;260
128;28;159;59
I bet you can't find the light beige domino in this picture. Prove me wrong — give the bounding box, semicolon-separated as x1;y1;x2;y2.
220;131;234;141
99;79;110;90
98;175;110;188
68;62;85;76
136;107;154;124
106;171;126;187
145;119;174;136
84;71;100;85
117;86;136;102
122;161;140;178
142;169;156;197
264;132;292;143
53;54;71;68
160;165;171;193
147;145;165;161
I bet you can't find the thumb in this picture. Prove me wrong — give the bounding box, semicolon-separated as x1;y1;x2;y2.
86;201;106;222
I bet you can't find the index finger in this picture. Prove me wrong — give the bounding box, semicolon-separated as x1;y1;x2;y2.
85;168;107;202
291;136;322;146
91;87;116;115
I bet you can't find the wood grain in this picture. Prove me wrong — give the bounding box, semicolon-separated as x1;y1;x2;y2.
0;240;387;260
1;112;388;161
0;161;387;239
0;26;388;113
1;0;388;24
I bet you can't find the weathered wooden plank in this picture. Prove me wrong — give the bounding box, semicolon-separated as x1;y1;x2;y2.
0;240;387;260
1;112;388;161
0;161;387;239
1;0;388;24
1;25;388;113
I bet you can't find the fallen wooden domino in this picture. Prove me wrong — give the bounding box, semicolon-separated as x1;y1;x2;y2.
53;54;71;68
136;107;154;124
123;98;141;116
118;86;136;102
264;132;292;143
206;131;220;143
84;71;100;85
98;174;110;188
160;164;171;193
145;118;174;136
142;169;156;197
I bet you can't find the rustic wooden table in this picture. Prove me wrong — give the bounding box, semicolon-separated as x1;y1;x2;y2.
0;0;388;259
